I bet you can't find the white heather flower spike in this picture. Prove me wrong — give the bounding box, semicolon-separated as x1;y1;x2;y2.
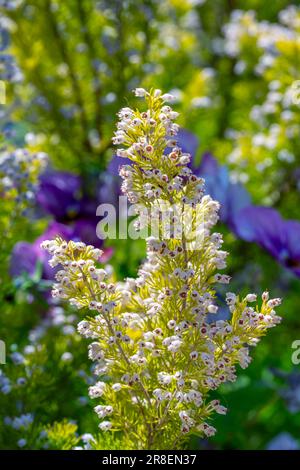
42;89;282;450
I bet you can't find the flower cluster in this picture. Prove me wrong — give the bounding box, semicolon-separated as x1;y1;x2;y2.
0;0;23;11
0;147;47;273
0;148;47;207
4;413;34;431
43;89;282;450
0;12;22;83
222;6;300;203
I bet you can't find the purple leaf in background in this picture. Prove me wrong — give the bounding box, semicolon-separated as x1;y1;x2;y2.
35;222;74;279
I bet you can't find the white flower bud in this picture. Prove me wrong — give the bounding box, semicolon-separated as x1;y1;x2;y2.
245;294;257;302
134;88;147;97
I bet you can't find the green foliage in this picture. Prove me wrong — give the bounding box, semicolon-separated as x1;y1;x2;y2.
46;420;80;450
3;0;200;178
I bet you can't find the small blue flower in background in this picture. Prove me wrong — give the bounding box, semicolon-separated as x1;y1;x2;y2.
266;432;299;450
0;54;21;82
0;25;9;52
17;439;27;448
0;0;22;10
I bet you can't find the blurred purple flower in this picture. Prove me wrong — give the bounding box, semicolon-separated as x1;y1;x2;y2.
71;218;101;248
37;171;81;221
192;151;300;277
194;153;251;233
36;170;109;248
10;242;42;279
101;164;124;207
235;206;300;277
11;169;116;281
10;222;73;280
176;129;199;158
107;154;131;178
11;218;113;281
